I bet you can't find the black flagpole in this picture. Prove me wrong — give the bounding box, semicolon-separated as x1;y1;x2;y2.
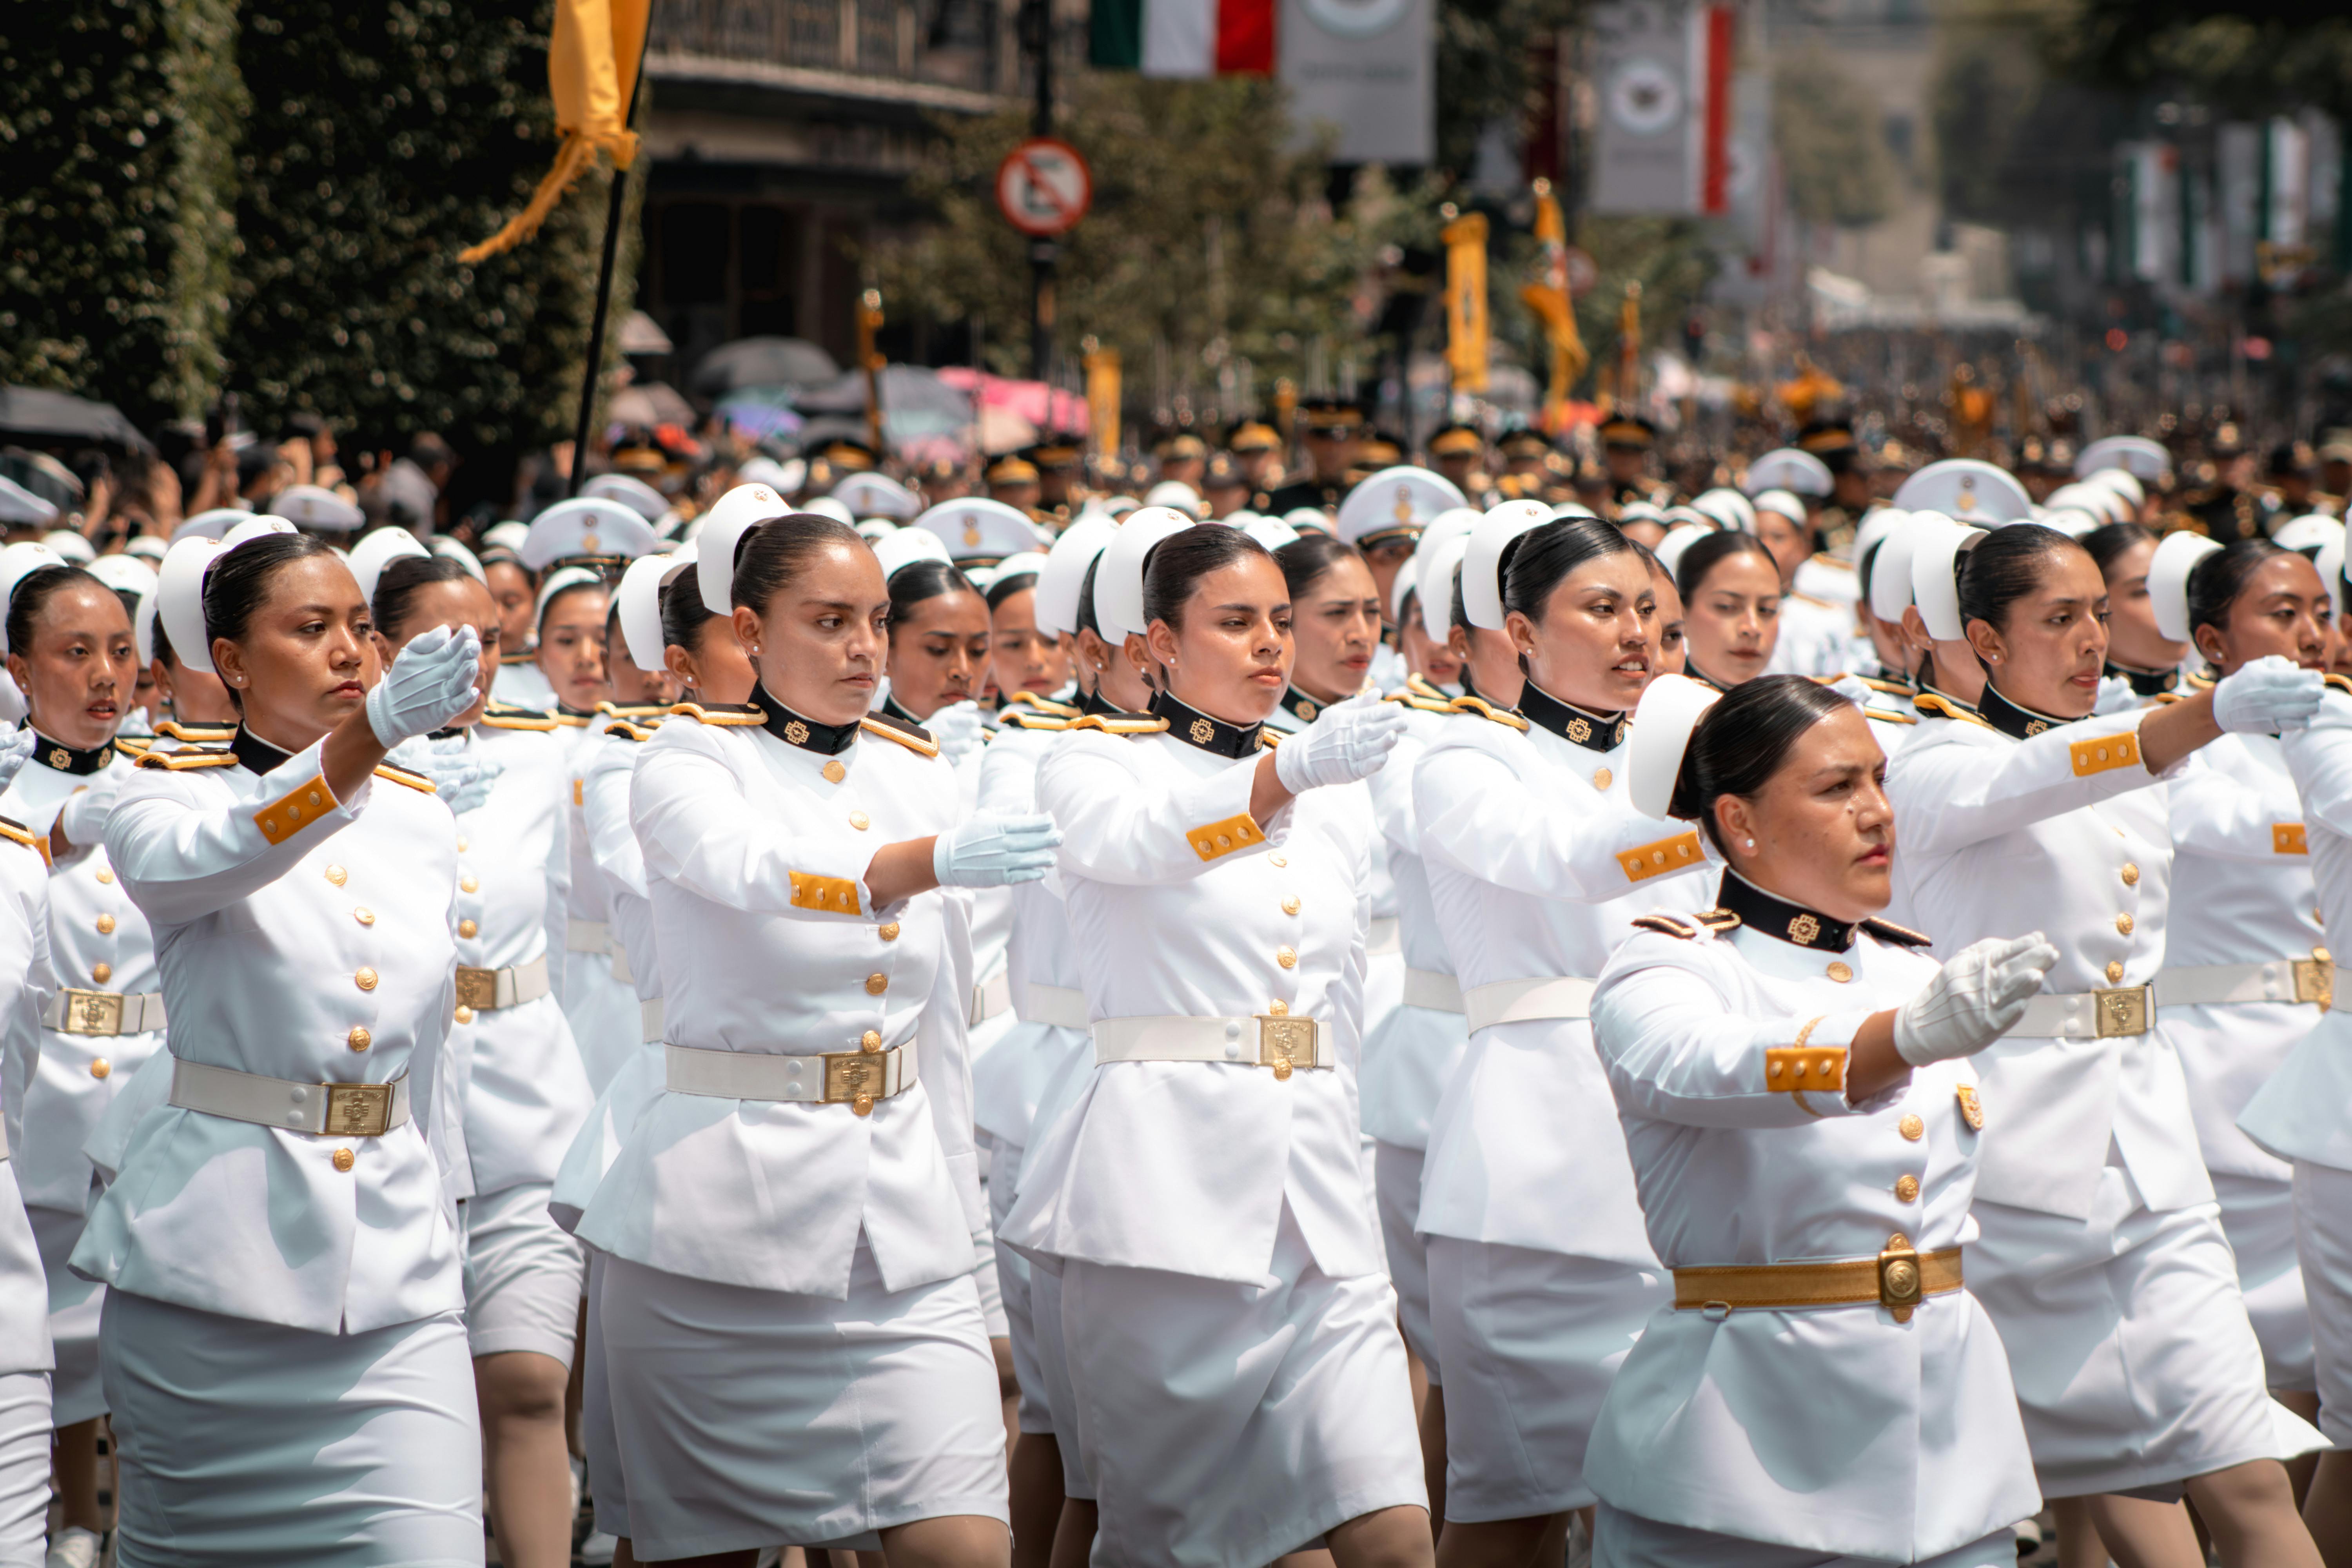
568;35;652;499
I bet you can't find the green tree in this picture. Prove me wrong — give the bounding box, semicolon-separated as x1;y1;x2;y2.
1773;44;1898;230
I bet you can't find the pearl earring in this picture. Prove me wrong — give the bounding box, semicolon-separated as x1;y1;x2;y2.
1744;838;1755;849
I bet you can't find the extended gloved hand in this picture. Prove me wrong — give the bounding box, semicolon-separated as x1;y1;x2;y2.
932;813;1062;888
56;765;128;849
926;699;987;764
1892;932;2059;1067
1272;693;1407;794
2092;675;2140;716
365;624;482;749
2213;654;2324;734
388;733;505;816
0;728;39;793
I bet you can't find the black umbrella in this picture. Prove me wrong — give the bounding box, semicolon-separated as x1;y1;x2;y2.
688;338;842;398
0;386;153;451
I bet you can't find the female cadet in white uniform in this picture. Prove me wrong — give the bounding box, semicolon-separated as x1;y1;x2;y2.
575;497;1052;1566
1409;516;1704;1564
368;544;593;1568
0;544;156;1564
81;524;488;1564
1589;670;2051;1568
999;521;1431;1568
2151;538;2331;1409
2080;521;2190;701
0;786;56;1567
1882;521;2327;1567
1672;530;1782;691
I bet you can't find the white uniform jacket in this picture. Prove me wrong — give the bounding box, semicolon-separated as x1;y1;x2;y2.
492;656;556;712
1588;915;2038;1563
1410;693;1711;1263
80;735;464;1332
1884;702;2209;1220
2243;681;2352;1172
575;702;987;1298
0;823;55;1376
1359;689;1468;1150
1765;592;1852;679
999;714;1383;1285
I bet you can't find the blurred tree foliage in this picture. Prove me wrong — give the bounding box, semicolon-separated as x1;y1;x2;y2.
1773;44;1898;230
2041;0;2352;120
1436;0;1576;177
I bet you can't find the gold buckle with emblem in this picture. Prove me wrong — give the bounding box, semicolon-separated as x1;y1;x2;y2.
2294;950;2334;1007
323;1082;395;1136
454;967;499;1011
2093;984;2151;1037
58;989;124;1036
1878;1233;1925;1322
1256;1015;1321;1080
823;1049;893;1116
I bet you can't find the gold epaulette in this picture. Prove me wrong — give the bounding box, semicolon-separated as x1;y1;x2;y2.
595;701;670;720
1631;913;1699;939
1068;713;1169;737
1807;552;1856;572
113;735;152;756
1847;674;1912;697
605;720;660;742
152;720;237;743
1451;694;1531;731
1406;672;1453;703
1009;690;1083;719
373;763;436;793
480;708;562;731
666;702;763;727
2187;669;2216;691
1695;908;1742;933
1864;708;1918;726
2327;673;2352;697
1385;689;1457;714
136;748;238;770
497;649;535;666
550;711;591;728
999;710;1071;732
1258;729;1283;749
859;715;941;758
1862;916;1931;947
1788;591;1836;609
2151;691;2184;704
0;814;48;867
1913;692;1992;729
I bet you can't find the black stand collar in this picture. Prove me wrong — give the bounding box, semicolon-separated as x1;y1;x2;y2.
230;727;294;776
2105;660;2179;697
749;683;859;756
1978;682;2080;742
1517;682;1626;754
1716;871;1857;952
1149;689;1264;758
28;732;116;776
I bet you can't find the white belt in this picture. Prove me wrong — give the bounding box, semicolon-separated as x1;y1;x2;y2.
168;1057;411;1136
609;943;633;986
1463;976;1595;1033
1402;967;1464;1013
43;989;165;1036
2161;955;2332;1008
664;1041;912;1112
454;951;551;1013
969;972;1012;1027
1022;982;1091;1031
641;996;664;1043
2008;985;2152;1039
1093;1013;1329;1076
566;920;610;955
1367;917;1401;957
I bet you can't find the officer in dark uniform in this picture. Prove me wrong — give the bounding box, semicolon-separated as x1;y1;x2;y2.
1156;432;1210;490
1347;429;1407;490
1201;454;1252;520
2184;423;2267;541
1601;414;1666;510
985;453;1044;519
1426;421;1494;505
1228;419;1283;508
1029;437;1084;526
1797;418;1872;542
1263;398;1364;515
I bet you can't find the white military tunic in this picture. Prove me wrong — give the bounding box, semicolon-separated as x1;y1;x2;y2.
0;820;55;1564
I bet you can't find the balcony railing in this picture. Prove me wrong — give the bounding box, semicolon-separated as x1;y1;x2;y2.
648;0;1001;94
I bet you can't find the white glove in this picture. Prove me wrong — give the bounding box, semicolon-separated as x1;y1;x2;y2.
927;699;987;764
2091;675;2140;715
388;734;505;816
1272;693;1407;794
1892;932;2060;1067
365;624;482;749
56;766;128;849
1825;673;1873;707
932;812;1062;888
2212;655;2324;734
0;728;36;792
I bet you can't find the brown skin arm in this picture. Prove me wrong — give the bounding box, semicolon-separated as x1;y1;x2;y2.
1844;1009;1912;1104
2135;686;2220;775
1249;749;1295;826
319;707;393;803
864;837;941;907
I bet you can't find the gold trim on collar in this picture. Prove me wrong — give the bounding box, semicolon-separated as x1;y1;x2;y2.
1913;692;1992;729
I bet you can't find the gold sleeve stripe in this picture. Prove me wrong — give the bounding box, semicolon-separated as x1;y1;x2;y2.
789;871;862;912
859;716;943;758
2068;732;2141;777
136;750;238;771
1187;812;1265;862
1765;1044;1846;1094
1619;830;1704;883
372;764;437;793
255;775;337;845
2274;823;2309;855
0;820;48;866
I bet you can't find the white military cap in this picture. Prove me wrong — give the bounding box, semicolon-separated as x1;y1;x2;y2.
1617;500;1669;530
801;495;857;526
86;553;158;597
479;520;532;559
1145;481;1205;518
1690;488;1756;532
854;518;896;544
2038;507;2103;540
1909;514;1987;641
1243;517;1301;552
1461;499;1552;631
429;534;489;583
1866;512;1929;623
1283;507;1334;535
521;497;659;569
834;471;921;521
124;534;168;565
1661;504;1719;531
268;483;364;531
41;530;95;564
533;565;606;630
0;543;69;653
1744;448;1835;497
616;545;696;673
1337;466;1466;551
2042;482;2131;525
1094;506;1196;641
2147;530;2222;642
2076;435;2171;483
1894;459;2033;526
991;550;1051;586
170;506;257;543
873;525;954;581
914;497;1045;567
348;526;432;606
1628;672;1721;820
1394;507;1481;626
0;477;57;527
1653;524;1712;579
134;588;161;668
153;519;298;676
1751;488;1807;526
1034;515;1118;639
694;483;796;617
1417;528;1474;640
1851;507;1905;569
737;455;806;495
1550;502;1599;520
2318;537;2346;621
2084;467;2145;509
582;472;669;523
2272;514;2346;554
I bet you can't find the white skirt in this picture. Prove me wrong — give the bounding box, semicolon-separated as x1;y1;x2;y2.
1373;1141;1440;1384
1060;1203;1425;1567
1969;1168;2325;1498
101;1292;483;1566
1594;1504;2014;1568
2294;1160;2352;1446
460;1181;584;1366
579;1251;630;1540
2209;1171;2313;1392
29;1204;104;1426
1028;1262;1092;1499
1427;1236;1667;1521
0;1371;49;1566
985;1140;1052;1435
598;1247;1007;1559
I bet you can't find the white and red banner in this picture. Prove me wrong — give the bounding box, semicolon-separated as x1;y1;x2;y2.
1589;0;1736;218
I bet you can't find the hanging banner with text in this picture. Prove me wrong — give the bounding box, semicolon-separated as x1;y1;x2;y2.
1278;0;1433;165
1588;0;1735;216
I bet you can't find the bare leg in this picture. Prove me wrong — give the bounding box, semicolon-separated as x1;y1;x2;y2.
2279;1391;2323;1505
476;1349;578;1568
568;1298;590;1460
50;1417;105;1535
1406;1343;1428;1417
2077;1494;2205;1568
2305;1448;2352;1568
2185;1457;2324;1568
1046;1500;1096;1568
1009;1434;1065;1568
994;1338;1019;1461
1417;1387;1446;1543
879;1514;1012;1568
613;1542;638;1568
1328;1505;1438;1568
1272;1550;1334;1568
1434;1512;1562;1568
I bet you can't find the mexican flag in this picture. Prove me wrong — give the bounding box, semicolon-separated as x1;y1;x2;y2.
1089;0;1275;76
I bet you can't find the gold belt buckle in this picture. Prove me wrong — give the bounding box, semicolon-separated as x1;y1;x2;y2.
454;967;499;1011
60;989;123;1037
2094;985;2149;1038
824;1050;889;1116
323;1082;394;1136
2294;952;2334;1007
1878;1232;1925;1322
1256;1016;1319;1080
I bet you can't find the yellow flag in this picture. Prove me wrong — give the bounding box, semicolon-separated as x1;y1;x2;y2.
1516;181;1587;428
1085;348;1122;463
461;0;651;263
1442;212;1490;395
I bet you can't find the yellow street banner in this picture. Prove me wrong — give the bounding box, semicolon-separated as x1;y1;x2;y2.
461;0;651;263
1441;211;1489;394
1085;347;1122;462
1517;179;1587;428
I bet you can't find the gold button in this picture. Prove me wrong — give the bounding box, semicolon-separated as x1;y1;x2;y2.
308;790;323;807
1269;855;1287;868
455;1004;475;1024
1895;1174;1920;1203
1899;1113;1924;1141
95;869;113;884
2120;863;2140;886
862;1029;883;1051
348;1027;372;1053
353;907;375;926
456;836;469;852
878;922;900;942
849;811;870;831
1592;767;1612;791
1215;834;1232;849
458;919;477;938
91;962;111;984
355;966;378;991
2115;913;2134;935
89;1058;111;1080
2107;960;2125;984
1281;897;1301;916
865;973;888;995
332;1148;356;1173
325;864;347;887
1826;961;1853;983
95;914;115;935
823;760;846;784
1276;946;1298;969
1268;998;1289;1015
460;875;479;894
